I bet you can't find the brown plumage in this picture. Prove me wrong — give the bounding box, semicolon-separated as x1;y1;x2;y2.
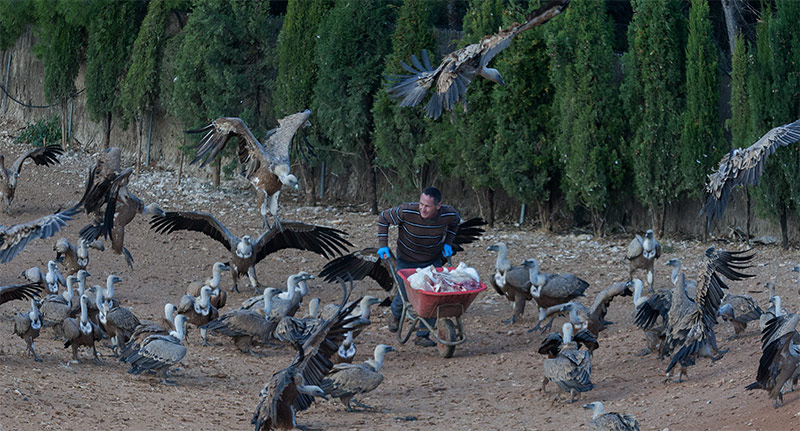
0;207;78;263
62;294;103;364
746;313;800;408
187;110;312;229
177;285;218;346
487;242;533;324
99;302;141;357
387;0;569;120
539;281;632;337
0;143;63;214
661;248;755;382
119;304;176;360
626;230;661;292
523;258;589;332
13;299;42;362
702;117;800;227
719;293;763;339
150;211;351;293
40;291;71;340
53;237;104;276
583;402;639;431
252;278;361;430
186;262;230;309
202;288;281;355
543;322;594;404
320;344;395;412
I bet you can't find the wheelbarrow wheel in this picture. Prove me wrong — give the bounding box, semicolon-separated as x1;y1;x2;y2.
438;319;457;358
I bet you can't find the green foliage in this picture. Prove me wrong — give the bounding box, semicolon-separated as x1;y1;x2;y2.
678;0;723;198
32;0;87;103
492;1;555;206
172;0;280;135
121;0;169;124
621;0;686;215
548;0;624;230
373;0;436;192
85;0;147;123
312;0;395;160
13;116;62;147
726;33;749;150
0;0;34;50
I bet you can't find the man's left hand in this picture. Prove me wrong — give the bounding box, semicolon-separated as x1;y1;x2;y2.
442;244;453;258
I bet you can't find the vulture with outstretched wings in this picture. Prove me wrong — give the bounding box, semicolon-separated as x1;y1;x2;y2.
150;210;352;293
186;109;313;229
387;0;570;120
701;118;800;228
0;208;78;264
0;143;63;214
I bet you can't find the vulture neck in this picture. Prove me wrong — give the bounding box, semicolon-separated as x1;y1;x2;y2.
164;303;176;322
79;297;92;334
494;244;510;272
774;296;782;318
527;260;543;289
562;323;574;345
64;277;75;306
589;403;606;419
105;278;116;303
262;292;275;318
368;347;388;372
29;300;42;329
633;281;647;307
308;298;320;319
359;298;373;320
171;316;186;340
94;287;104;311
284;277;300;303
208;265;224;288
196;289;211;314
669;261;681;285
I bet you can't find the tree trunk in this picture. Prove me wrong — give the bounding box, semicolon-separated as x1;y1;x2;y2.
300;164;316;205
61;99;69;149
487;188;495;228
363;142;378;214
177;151;183;186
659;201;667;237
212;157;221;189
780;201;788;249
136;118;142;175
746;186;751;245
721;0;739;60
592;208;605;237
537;201;551;232
103;112;112;149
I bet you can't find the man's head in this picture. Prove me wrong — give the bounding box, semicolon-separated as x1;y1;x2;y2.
419;186;442;219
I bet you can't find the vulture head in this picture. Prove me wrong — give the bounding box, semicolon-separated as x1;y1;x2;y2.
237;236;253;258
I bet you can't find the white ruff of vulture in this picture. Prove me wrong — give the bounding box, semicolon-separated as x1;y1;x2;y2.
318;217;486;305
0;207;78;264
73;148;164;268
701;117;800;228
149;210;352;293
0;143;63;214
660;247;755;383
252;278;363;431
186;110;313;230
386;0;570;120
746;312;800;408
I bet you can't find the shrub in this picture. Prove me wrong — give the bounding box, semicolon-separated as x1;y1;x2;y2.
13;117;62;147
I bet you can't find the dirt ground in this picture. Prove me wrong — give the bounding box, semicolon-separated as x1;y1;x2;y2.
2;119;800;431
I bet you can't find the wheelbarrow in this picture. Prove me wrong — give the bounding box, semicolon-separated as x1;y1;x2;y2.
391;263;487;358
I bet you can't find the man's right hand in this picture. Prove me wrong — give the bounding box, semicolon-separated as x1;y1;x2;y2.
377;247;390;260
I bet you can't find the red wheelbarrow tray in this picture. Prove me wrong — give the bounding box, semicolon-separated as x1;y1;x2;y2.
396;267;487;319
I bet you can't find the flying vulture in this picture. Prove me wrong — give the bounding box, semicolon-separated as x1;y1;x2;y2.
386;0;570;120
150;210;352;293
187;109;313;230
0;207;78;264
0;143;63;214
701;117;800;228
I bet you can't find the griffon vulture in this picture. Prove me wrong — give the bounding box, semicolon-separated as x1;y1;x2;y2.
0;143;63;214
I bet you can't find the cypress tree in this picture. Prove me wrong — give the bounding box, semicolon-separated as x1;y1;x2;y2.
275;0;332;203
372;0;436;198
727;33;749;150
0;0;34;50
85;0;147;148
313;0;395;214
621;0;686;233
548;0;623;235
679;0;723;198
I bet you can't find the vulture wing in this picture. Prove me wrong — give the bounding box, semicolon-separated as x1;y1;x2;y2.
0;207;78;263
0;282;41;305
187;117;265;170
11;144;63;175
252;221;352;264
264;109;312;164
702;118;800;227
149;211;236;251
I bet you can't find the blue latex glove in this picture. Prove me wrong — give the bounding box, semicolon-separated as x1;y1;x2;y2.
377;247;391;259
442;244;453;258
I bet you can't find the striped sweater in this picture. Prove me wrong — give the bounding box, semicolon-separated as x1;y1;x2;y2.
377;202;461;263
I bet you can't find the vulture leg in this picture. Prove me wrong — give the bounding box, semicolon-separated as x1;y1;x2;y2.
230;270;240;294
92;345;102;365
200;328;210;346
247;267;261;294
269;191;282;232
71;344;80;363
635;347;652;357
540;377;548;393
159;368;177;386
352;399;376;411
646;267;655;293
260;190;271;229
503;295;526;325
26;336;41;362
5;196;11;215
528;308;551;333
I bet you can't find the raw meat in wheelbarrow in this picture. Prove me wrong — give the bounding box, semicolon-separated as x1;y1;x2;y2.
408;263;481;293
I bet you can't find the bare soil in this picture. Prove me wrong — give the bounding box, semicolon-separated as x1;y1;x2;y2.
1;120;799;431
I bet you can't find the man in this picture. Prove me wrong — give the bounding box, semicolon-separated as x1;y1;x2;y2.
377;186;461;347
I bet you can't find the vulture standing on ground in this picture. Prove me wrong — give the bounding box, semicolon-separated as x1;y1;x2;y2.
13;299;43;362
318;217;486;304
119;303;177;359
486;242;533;324
122;314;188;385
151;210;351;293
73;148;164;267
320;344;396;412
523;258;589;333
62;294;103;364
702;117;800;227
536;281;632;337
631;279;670;357
252;278;361;431
187;110;313;229
0;207;79;263
719;292;763;339
746;312;800;408
626;230;661;293
661;248;755;383
583;402;639;431
177;285;218;346
543;322;594;404
186;261;229;309
0;143;63;214
54;237;104;275
387;0;570;120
